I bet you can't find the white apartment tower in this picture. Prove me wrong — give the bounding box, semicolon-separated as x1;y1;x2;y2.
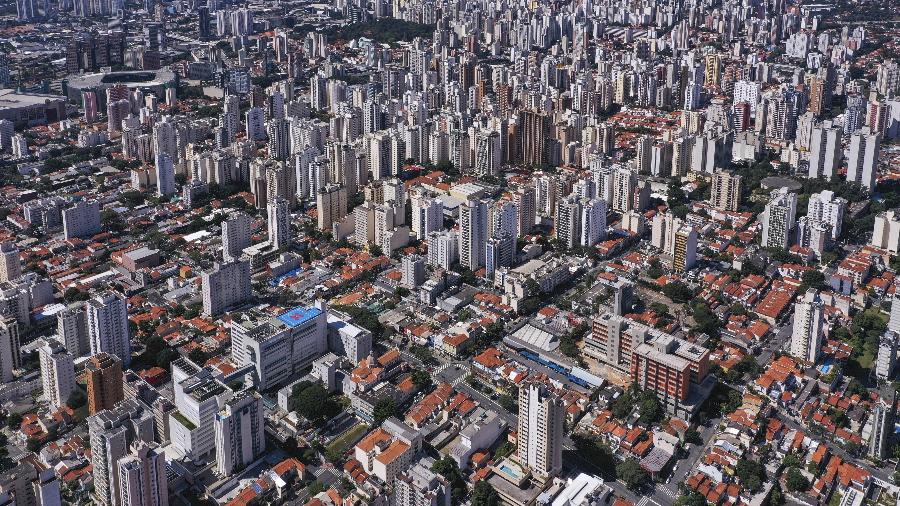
517;383;564;482
87;291;132;367
0;317;20;383
39;339;76;413
761;188;797;249
201;260;252;317
267;197;291;250
214;392;266;477
0;241;22;283
459;200;488;270
808;125;842;180
806;190;846;240
791;289;825;364
117;442;169;506
411;193;444;239
222;212;252;262
155;153;175;197
847;128;881;190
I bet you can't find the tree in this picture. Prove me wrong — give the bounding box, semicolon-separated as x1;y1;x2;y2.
616;458;650;491
684;430;702;445
766;483;785;506
735;459;766;493
6;413;22;429
571;433;616;479
66;389;87;410
800;270;826;292
373;398;397;425
675;491;707;506
471;480;500;506
784;467;809;493
498;394;516;412
433;456;467;505
661;282;693;303
289;382;340;427
411;370;433;392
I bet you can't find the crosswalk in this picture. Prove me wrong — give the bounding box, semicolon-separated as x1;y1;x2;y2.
658;485;678;499
313;467;340;480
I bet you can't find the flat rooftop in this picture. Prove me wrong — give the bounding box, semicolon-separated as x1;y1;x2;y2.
276;306;323;328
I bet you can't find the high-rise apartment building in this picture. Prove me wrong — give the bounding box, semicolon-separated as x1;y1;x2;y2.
611;167;637;213
761;188;797;249
672;225;697;273
222;212;252;262
808;125;842;180
0;241;22;283
316;184;348;232
791;289;824;364
86;352;124;415
520;110;548;167
215;392;266;477
88;399;156;506
39;339;76;413
58;303;89;357
847;128;881;190
426;231;459;270
201;260;251;317
0;317;20;383
62;200;101;240
267;197;291;250
806;190;846;240
411;193;443;239
117;442;168;506
459;199;488;271
87;291;131;367
517;383;564;482
872;210;900;254
710;171;742;212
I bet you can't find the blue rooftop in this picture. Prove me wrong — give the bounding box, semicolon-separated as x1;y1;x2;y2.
276;306;323;328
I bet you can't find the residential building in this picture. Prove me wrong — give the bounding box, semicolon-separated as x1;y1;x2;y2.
57;303;89;357
215;392;266;477
0;317;20;383
672;225;697;272
62;200;101;240
791;289;824;364
87;291;131;366
394;457;451;506
710;171;742;212
317;184;348;232
86;352;125;415
517;382;564;482
0;241;21;283
222;212;252;262
872;210;900;254
459;199;488;271
847;128;881;190
761;188;797;249
201;259;251;316
267;197;291;250
88;399;156;506
38;339;76;413
117;442;168;506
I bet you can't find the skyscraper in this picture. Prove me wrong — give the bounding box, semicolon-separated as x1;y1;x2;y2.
806;190;846;240
39;339;76;413
869;394;897;460
512;186;536;238
517;383;564;482
214;392;266;477
117;442;169;506
459;199;488;271
86;352;124;415
847;128;881;190
791;289;824;364
761;188;797;249
267;197;291;250
201;260;252;317
673;225;698;273
612;167;637;213
58;303;89;357
520;110;548;167
87;291;131;366
411;193;444;239
63;199;102;240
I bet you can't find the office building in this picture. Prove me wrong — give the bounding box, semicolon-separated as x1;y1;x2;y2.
169;359;231;459
710;171;742;212
86;353;125;415
761;188;797;249
0;241;21;283
231;306;328;390
201;260;251;317
222;212;252;262
88;399;156;506
791;289;824;364
215;392;266;477
87;291;131;367
117;442;168;506
316;184;348;232
39;339;76;413
517;382;564;482
459;199;488;271
847;128;881;190
631;333;711;416
62;200;101;240
0;317;20;383
267;197;291;250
